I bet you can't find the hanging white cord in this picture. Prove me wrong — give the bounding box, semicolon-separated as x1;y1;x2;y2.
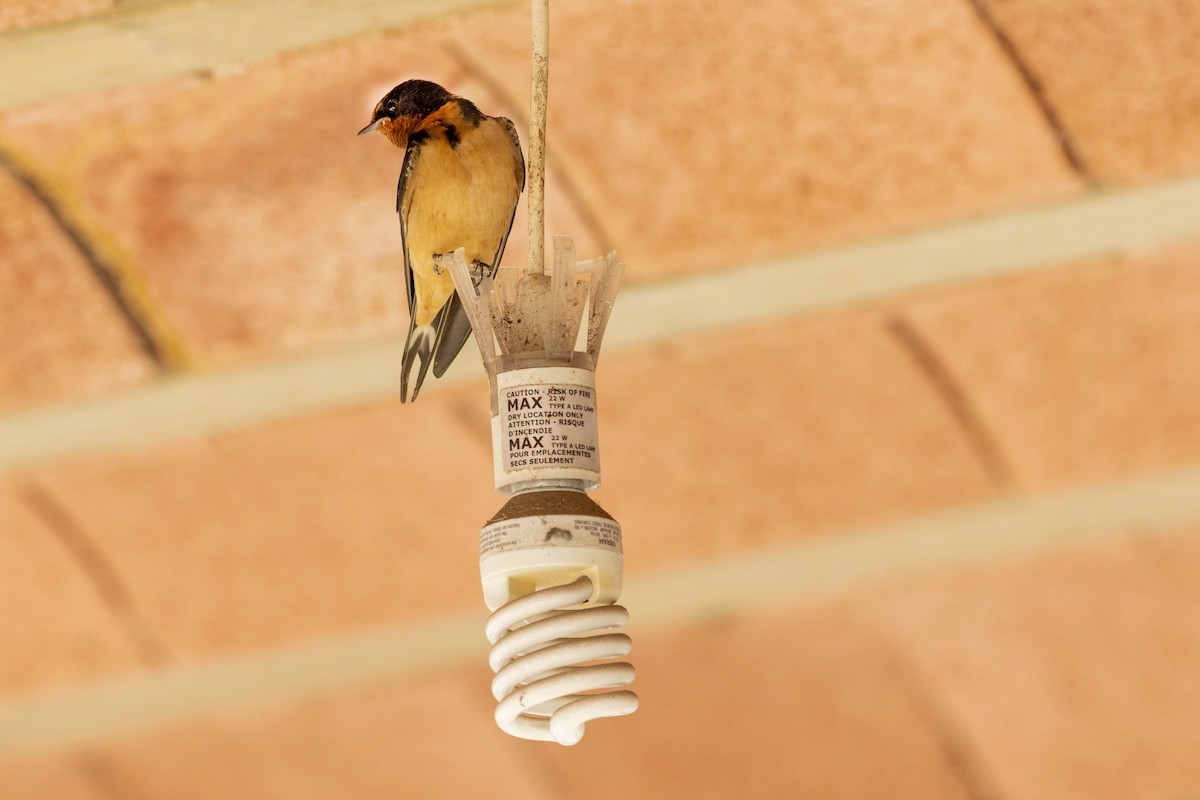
527;0;549;275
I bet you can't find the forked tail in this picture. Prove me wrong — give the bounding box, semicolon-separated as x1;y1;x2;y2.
400;323;436;403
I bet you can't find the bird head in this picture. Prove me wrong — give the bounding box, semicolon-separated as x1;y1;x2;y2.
358;79;454;146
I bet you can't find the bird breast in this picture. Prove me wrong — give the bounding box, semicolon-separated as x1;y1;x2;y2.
403;118;522;326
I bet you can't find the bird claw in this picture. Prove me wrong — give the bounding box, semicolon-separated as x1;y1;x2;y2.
431;254;489;280
470;260;490;286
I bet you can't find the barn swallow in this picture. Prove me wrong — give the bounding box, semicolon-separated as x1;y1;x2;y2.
359;79;525;402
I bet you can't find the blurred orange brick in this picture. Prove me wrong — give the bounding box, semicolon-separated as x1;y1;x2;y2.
592;307;998;570
852;527;1200;800
527;606;973;799
444;0;1083;281
900;242;1200;489
26;298;1003;661
0;30;597;367
0;169;154;413
29;387;498;660
79;666;559;800
983;0;1200;182
0;753;107;800
0;0;111;32
0;479;140;697
12;611;974;799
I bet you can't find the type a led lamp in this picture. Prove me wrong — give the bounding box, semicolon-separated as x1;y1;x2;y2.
440;236;637;745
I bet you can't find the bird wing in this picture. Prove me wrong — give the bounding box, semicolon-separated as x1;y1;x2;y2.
488;117;527;272
395;133;427;320
397;133;446;402
430;117;526;378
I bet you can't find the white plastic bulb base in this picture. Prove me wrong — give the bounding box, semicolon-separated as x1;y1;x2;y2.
480;490;622;612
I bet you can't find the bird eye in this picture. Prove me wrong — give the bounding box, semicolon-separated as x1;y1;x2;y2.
386;102;398;115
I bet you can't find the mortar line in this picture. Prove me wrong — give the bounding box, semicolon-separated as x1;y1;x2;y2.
0;152;169;369
3;464;1200;755
860;612;1009;800
0;0;524;113
888;314;1016;490
20;481;171;669
5;175;1200;471
966;0;1090;179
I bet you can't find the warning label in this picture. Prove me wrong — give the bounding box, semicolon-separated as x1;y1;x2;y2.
479;514;623;558
499;383;599;473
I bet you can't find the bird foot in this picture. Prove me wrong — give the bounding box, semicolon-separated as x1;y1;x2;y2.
469;260;491;286
429;254;490;283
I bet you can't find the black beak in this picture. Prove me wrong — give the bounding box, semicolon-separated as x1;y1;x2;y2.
358;118;384;136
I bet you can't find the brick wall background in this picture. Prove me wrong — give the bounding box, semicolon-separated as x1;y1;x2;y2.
2;0;1200;797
